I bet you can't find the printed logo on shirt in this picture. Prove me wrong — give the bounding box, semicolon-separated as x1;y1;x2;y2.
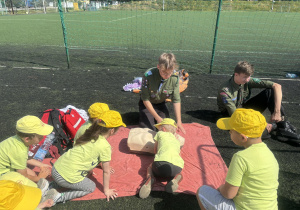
80;170;89;177
91;157;100;166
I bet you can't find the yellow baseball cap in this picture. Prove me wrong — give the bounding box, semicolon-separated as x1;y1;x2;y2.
99;110;126;128
217;108;267;138
88;103;110;119
0;180;42;210
16;115;53;136
154;118;177;129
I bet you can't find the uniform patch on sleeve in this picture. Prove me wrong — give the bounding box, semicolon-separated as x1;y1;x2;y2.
145;70;152;77
222;97;228;104
252;78;261;83
220;92;228;97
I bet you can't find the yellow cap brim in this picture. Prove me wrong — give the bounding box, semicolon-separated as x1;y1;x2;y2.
216;118;231;130
35;124;53;136
14;185;42;210
154;123;161;129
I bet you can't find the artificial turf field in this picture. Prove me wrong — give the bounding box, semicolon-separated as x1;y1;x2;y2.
0;44;299;210
1;8;300;209
1;10;300;74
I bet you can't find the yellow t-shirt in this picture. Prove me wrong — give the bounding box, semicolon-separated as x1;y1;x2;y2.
0;135;28;175
54;135;111;183
154;131;184;169
0;171;37;188
73;121;92;146
226;142;279;210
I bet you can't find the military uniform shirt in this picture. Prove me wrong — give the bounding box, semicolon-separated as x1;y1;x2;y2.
0;135;28;176
141;67;180;104
217;76;274;115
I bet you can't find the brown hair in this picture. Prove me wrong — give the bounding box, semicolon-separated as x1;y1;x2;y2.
234;61;254;76
158;53;179;71
16;131;36;139
75;120;119;146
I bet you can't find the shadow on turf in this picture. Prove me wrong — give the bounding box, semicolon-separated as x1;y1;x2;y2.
149;191;199;210
270;134;300;147
122;112;139;126
185;110;221;123
278;195;300;210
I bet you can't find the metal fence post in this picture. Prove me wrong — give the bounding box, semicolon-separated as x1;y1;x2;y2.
209;0;223;74
57;0;70;68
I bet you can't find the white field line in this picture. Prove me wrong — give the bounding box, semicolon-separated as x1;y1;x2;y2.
260;78;300;81
184;95;299;104
0;65;6;68
109;11;158;22
11;66;59;70
0;12;158;23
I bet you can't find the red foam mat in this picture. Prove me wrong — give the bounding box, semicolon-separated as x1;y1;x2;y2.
42;123;227;200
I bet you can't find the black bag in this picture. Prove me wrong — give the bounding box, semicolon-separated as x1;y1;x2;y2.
276;121;300;143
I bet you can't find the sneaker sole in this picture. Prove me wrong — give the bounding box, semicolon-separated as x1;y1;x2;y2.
165;174;182;194
37;179;49;197
139;177;154;199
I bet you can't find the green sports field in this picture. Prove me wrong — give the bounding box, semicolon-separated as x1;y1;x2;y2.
1;8;300;74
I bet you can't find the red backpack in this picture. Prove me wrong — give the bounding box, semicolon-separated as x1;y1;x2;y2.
63;108;85;139
28;108;85;160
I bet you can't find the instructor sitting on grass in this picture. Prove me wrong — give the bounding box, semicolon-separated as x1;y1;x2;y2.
139;53;186;134
217;61;284;139
197;108;279;210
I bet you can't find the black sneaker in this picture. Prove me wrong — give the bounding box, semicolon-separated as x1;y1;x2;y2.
262;128;271;140
276;121;300;142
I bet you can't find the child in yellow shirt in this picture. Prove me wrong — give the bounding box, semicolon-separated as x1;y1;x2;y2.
139;118;184;199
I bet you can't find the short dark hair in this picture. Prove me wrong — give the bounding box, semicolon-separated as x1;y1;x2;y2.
234;61;254;76
16;131;36;139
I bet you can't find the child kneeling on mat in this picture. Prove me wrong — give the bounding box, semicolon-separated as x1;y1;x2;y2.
197;108;279;210
139;118;184;199
48;110;126;205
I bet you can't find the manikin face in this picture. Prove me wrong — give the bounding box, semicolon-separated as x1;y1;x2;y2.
234;73;251;85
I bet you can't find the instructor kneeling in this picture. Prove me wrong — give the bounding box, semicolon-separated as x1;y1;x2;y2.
139;53;186;134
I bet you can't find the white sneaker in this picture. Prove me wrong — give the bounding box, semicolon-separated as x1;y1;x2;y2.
37;178;49;197
43;189;62;205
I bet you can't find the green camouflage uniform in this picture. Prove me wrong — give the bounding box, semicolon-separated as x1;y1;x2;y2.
217;76;274;116
141;67;180;104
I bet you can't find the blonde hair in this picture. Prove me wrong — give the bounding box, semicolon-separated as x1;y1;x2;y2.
161;124;176;135
234;61;254;76
158;53;178;71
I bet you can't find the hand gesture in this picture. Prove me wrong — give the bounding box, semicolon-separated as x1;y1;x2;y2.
41;163;52;170
38;166;51;178
270;112;281;123
177;122;186;134
104;189;118;201
37;199;54;208
109;166;115;174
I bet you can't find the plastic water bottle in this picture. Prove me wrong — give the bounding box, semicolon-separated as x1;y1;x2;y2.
286;73;298;78
33;132;55;161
